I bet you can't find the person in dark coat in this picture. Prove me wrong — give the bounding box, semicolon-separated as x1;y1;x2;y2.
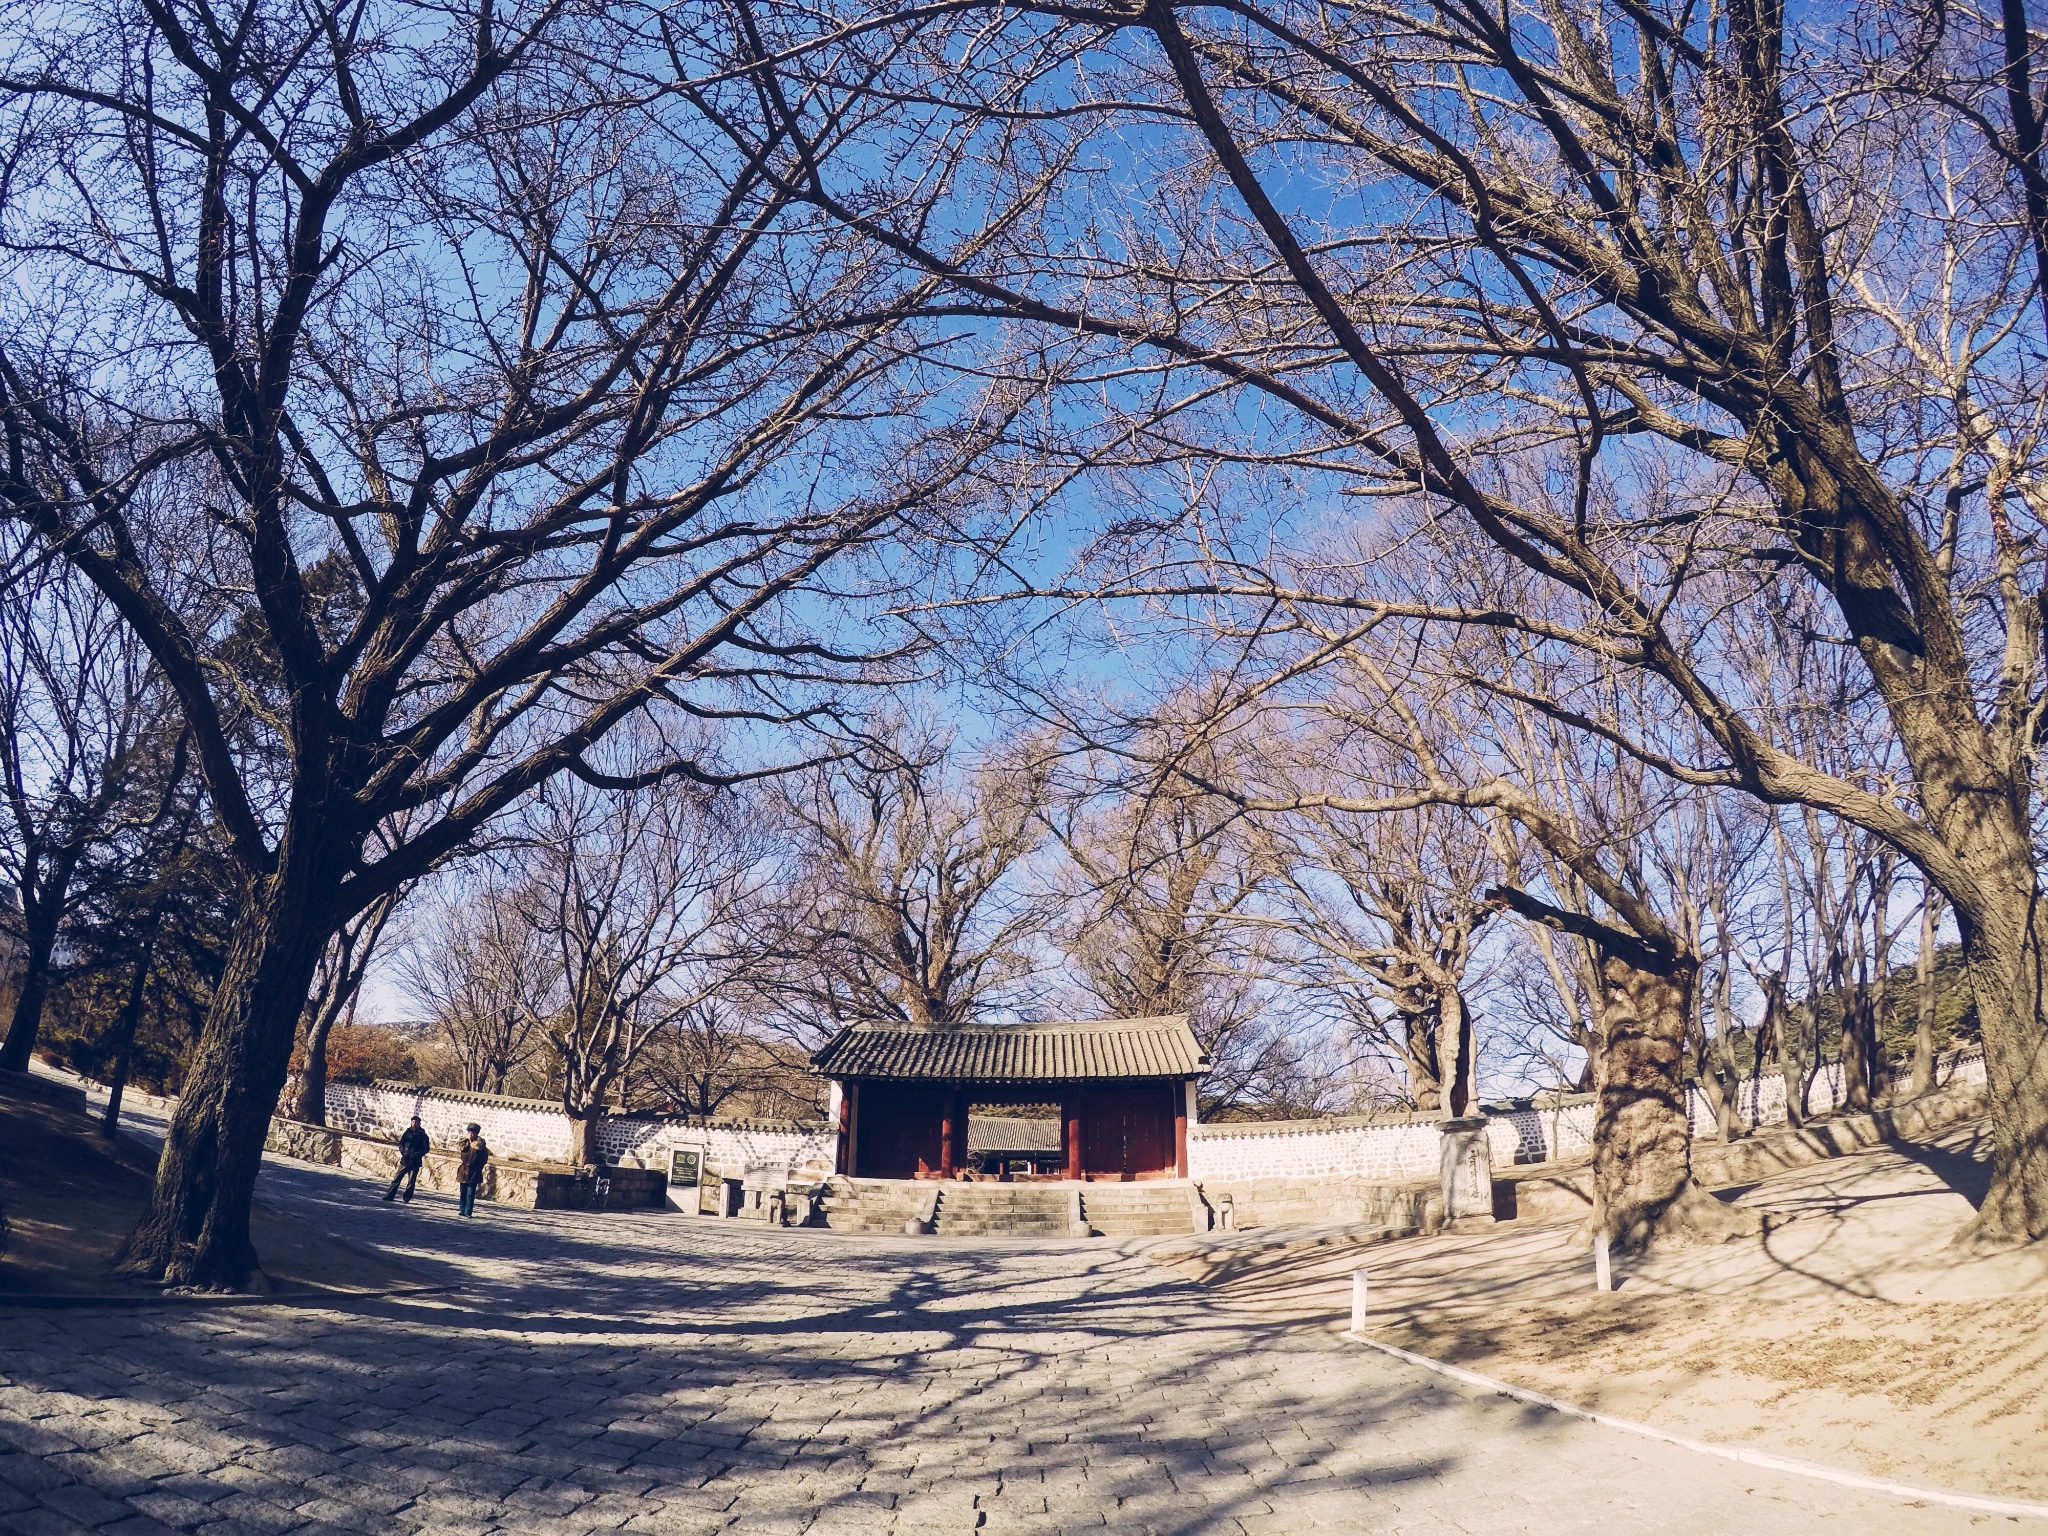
456;1123;490;1217
383;1116;431;1203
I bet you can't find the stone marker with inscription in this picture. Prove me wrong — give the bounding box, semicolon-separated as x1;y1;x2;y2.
1437;1116;1495;1229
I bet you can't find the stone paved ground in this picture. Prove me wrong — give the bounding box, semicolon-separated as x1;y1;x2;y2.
0;1146;2016;1535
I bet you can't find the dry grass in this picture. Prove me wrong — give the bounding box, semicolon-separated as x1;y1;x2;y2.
0;1083;429;1298
1154;1128;2048;1500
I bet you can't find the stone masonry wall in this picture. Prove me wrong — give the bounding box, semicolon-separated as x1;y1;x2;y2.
322;1079;836;1184
600;1115;838;1186
1186;1047;1989;1182
324;1080;574;1164
311;1046;1989;1187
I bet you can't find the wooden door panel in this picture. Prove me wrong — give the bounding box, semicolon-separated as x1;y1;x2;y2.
1126;1087;1171;1174
1078;1086;1176;1179
856;1085;944;1177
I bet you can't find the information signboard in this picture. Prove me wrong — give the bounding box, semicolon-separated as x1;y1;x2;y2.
667;1147;705;1212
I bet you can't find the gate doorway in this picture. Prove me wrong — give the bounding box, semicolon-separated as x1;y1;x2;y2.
1076;1085;1177;1180
817;1016;1208;1181
854;1083;945;1177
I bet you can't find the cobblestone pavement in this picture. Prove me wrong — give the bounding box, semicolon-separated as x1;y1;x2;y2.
0;1146;2010;1535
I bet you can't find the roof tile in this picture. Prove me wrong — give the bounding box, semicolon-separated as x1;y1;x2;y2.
811;1016;1208;1083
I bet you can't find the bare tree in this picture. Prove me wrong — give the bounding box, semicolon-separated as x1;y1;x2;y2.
0;0;1021;1283
0;554;180;1071
1183;616;1759;1246
632;999;821;1120
399;879;549;1098
761;0;2048;1246
755;726;1050;1041
519;775;762;1163
290;887;406;1126
1261;801;1501;1116
1496;845;1609;1095
1045;740;1281;1108
1912;887;1945;1100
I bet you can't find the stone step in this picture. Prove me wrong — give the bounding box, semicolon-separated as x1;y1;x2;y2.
821;1196;928;1211
1079;1188;1197;1236
937;1196;1064;1212
933;1187;1072;1237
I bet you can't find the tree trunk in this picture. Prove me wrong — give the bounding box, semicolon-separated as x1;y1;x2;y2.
0;919;57;1074
1591;946;1755;1252
1840;951;1874;1114
101;929;159;1139
1435;987;1473;1117
113;843;338;1289
1952;853;2048;1247
295;1025;330;1128
568;1110;602;1166
1688;1009;1730;1144
1912;896;1937;1099
1777;987;1810;1130
1868;857;1896;1106
1713;1048;1740;1142
1839;999;1868;1112
1780;999;1810;1129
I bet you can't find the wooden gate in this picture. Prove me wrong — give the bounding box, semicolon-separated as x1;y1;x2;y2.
854;1084;945;1177
1077;1086;1176;1179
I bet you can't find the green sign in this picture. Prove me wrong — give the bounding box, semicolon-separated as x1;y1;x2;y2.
670;1149;702;1188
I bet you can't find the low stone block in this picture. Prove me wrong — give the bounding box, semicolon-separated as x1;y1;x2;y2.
265;1119;342;1165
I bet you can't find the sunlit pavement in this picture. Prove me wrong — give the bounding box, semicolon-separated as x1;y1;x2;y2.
0;1142;1995;1535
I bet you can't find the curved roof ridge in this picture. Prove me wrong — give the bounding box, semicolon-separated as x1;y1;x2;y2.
813;1014;1209;1083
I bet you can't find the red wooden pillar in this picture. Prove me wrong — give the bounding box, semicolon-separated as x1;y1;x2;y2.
1174;1083;1189;1178
949;1090;970;1174
939;1089;958;1177
835;1081;853;1175
1063;1094;1083;1180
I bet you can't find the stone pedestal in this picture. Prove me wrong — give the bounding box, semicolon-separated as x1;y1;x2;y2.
1437;1116;1495;1229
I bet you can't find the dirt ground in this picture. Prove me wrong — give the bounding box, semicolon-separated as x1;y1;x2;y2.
1154;1122;2048;1502
0;1082;429;1298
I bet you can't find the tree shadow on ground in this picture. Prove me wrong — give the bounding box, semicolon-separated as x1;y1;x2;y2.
0;1147;1615;1536
1879;1127;1991;1210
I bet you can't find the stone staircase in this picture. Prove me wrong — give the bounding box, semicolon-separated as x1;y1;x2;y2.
814;1177;1206;1238
933;1184;1073;1237
817;1178;936;1233
1079;1183;1201;1237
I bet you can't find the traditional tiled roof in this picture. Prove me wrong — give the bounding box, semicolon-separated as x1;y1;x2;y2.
966;1115;1064;1153
812;1016;1209;1083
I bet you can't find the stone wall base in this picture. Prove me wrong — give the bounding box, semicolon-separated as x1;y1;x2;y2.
1193;1176;1436;1234
1492;1079;1990;1225
266;1117;668;1210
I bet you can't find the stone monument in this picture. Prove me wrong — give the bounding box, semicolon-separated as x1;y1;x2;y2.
1437;1116;1495;1230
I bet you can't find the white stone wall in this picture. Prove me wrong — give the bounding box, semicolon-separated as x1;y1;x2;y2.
600;1115;837;1185
315;1047;1993;1187
1188;1047;1990;1182
1187;1113;1446;1183
322;1079;837;1180
324;1081;573;1163
1487;1099;1598;1166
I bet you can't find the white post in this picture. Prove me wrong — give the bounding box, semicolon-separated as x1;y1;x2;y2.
1350;1268;1369;1333
1593;1232;1612;1293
